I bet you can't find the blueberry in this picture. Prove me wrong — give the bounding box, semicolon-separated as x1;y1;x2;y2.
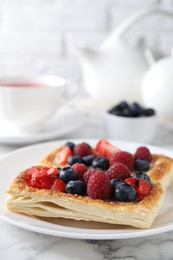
92;157;109;170
109;109;123;116
135;159;150;171
135;171;151;185
82;154;96;166
111;179;124;188
65;180;86;195
108;106;119;115
117;101;129;111
64;141;75;151
130;102;143;117
57;167;62;176
67;155;82;165
142;108;156;117
108;101;129;116
108;101;156;118
115;183;136;202
59;167;78;183
123;108;133;117
110;179;124;194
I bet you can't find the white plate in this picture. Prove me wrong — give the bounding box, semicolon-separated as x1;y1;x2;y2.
0;106;85;145
0;139;173;240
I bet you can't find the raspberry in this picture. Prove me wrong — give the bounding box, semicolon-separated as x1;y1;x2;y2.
83;169;100;185
109;151;134;171
106;163;131;180
87;170;111;200
74;143;92;157
72;163;88;181
134;146;152;162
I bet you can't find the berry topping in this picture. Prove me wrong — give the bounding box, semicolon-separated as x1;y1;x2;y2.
25;167;57;189
74;143;92;157
110;178;124;188
134;158;150;171
47;168;58;175
94;138;120;158
25;139;153;203
136;178;151;201
51;178;65;192
106;162;131;180
64;141;75;151
87;170;111;200
55;146;72;165
67;154;83;165
65;180;86;195
92;156;109;170
83;169;100;185
82;154;96;166
134;146;152;162
110;179;124;194
135;172;151;186
109;151;134;171
114;183;136;202
59;167;78;183
72;163;88;181
124;177;138;190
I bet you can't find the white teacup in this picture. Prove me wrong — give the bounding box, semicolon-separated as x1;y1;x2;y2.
0;75;77;131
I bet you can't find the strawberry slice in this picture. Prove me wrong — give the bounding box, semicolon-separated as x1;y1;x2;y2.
136;178;151;201
32;167;49;179
51;178;65;192
55;146;72;164
94;139;120;158
25;167;57;189
124;177;138;190
47;167;58;175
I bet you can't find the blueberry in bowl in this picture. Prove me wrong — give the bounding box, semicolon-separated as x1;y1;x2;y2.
104;101;158;143
108;101;156;118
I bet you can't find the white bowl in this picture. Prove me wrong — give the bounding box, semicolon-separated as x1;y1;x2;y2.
0;75;78;131
104;112;158;144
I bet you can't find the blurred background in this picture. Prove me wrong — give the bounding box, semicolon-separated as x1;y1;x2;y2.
0;0;172;81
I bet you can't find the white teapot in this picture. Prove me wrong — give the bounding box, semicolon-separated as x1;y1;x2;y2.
141;50;173;119
77;7;173;104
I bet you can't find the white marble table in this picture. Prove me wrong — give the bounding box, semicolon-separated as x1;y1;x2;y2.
1;117;173;260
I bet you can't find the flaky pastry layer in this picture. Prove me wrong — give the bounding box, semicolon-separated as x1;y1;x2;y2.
6;169;164;228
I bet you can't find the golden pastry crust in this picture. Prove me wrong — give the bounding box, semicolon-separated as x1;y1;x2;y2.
6;146;173;229
37;146;63;167
148;154;173;189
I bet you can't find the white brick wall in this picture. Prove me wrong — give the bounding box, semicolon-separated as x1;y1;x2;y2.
0;0;172;80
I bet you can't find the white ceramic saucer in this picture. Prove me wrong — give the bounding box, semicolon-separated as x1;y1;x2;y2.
0;106;85;145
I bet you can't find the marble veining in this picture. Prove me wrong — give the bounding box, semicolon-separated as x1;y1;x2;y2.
1;120;173;260
1;219;173;260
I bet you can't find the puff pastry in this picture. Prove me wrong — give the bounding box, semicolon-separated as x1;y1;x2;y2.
6;150;173;229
